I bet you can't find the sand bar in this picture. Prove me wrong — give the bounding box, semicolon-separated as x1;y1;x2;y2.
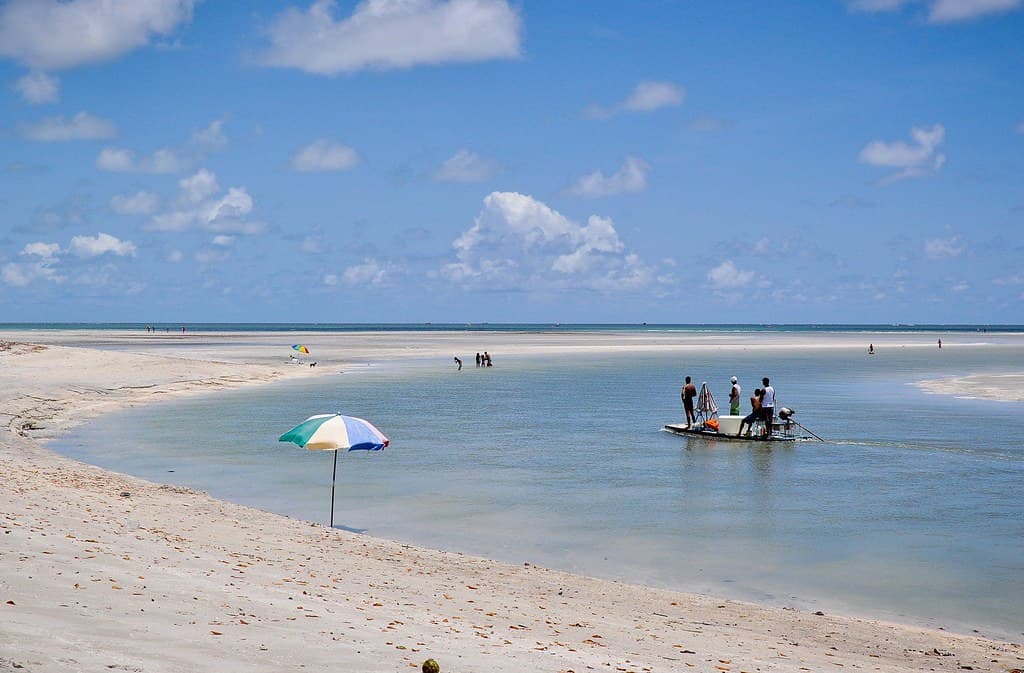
1;331;1022;672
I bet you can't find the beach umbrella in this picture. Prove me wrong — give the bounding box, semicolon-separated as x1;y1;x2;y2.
279;414;388;528
291;344;310;354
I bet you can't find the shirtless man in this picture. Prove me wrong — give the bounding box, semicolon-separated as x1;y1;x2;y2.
737;388;762;437
681;376;698;428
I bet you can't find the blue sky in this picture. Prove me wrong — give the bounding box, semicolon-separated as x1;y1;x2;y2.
1;0;1022;324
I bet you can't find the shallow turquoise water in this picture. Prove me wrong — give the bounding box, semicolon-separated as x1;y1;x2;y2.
57;344;1024;639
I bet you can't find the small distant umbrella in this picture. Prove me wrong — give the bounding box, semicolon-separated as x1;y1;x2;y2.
279;414;388;528
291;344;310;354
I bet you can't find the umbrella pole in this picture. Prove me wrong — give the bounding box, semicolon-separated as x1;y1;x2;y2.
330;449;338;528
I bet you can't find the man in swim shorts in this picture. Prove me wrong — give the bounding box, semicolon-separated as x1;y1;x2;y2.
681;376;697;427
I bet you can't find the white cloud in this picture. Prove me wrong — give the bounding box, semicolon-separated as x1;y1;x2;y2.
258;0;522;75
323;273;338;286
96;147;134;171
441;191;660;291
2;259;63;286
689;117;726;132
147;171;262;235
848;0;913;11
566;156;648;198
291;139;359;172
433;149;497;182
179;168;219;203
847;0;1020;22
110;191;160;215
22;241;61;259
858;123;945;182
191;119;227;150
194;248;227;265
993;273;1022;285
15;71;58;104
96;146;184;173
20;111;116;141
929;0;1020;22
166;249;184;263
707;260;754;290
211;235;235;247
302;236;323;254
343;258;392;287
951;281;970;292
69;232;137;258
924;236;964;259
624;81;685;112
0;0;195;70
586;81;685;119
203;187;254;224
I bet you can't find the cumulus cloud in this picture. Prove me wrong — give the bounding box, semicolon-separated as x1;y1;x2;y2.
585;81;685;119
211;235;235;247
179;168;219;203
566;157;648;198
0;0;195;70
924;236;964;259
433;149;497;182
343;258;394;287
20;111;116;141
191;119;227;150
110;191;160;215
96;146;185;173
257;0;522;75
323;273;338;286
706;260;754;290
146;169;263;235
440;191;661;291
847;0;1020;22
22;241;61;259
858;123;945;182
291;139;359;172
15;71;58;104
2;233;135;286
69;232;136;258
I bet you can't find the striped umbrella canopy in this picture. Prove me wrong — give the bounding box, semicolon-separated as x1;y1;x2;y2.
279;414;388;527
291;344;310;354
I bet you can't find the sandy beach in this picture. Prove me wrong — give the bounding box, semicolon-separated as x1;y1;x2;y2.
2;330;1022;673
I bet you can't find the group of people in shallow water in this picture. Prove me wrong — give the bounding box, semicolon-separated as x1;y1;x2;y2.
681;374;777;438
452;352;493;370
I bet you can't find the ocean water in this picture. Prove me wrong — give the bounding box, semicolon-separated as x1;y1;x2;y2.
57;343;1024;639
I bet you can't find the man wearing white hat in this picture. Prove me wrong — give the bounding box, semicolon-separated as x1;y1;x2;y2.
729;376;741;415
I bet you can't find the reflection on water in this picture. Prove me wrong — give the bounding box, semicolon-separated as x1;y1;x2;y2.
57;345;1024;639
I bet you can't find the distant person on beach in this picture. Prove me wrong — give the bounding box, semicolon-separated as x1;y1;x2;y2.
729;376;741;415
181;325;186;334
760;378;776;438
454;356;462;371
737;388;763;437
681;376;697;427
869;343;874;355
938;338;942;349
484;352;492;367
475;352;481;367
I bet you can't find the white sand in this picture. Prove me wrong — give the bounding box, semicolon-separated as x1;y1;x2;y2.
1;332;1021;673
917;373;1024;403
